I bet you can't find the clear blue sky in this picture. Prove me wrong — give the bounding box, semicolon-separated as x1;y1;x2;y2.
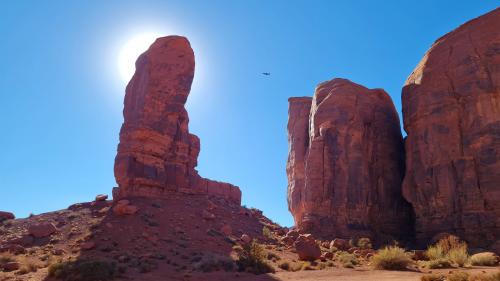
1;1;498;226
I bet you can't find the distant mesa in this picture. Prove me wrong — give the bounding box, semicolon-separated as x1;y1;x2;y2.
113;35;241;204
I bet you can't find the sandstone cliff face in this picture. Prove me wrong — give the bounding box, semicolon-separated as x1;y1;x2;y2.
114;36;241;204
402;8;500;247
287;78;413;240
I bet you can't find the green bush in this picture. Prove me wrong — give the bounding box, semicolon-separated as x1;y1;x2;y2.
371;246;413;270
236;241;275;274
48;260;117;281
470;252;498;266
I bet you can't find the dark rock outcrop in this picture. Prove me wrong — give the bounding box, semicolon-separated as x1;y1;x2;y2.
402;8;500;247
114;36;241;204
287;78;413;240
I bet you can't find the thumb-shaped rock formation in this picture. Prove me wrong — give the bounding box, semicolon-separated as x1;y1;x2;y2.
402;8;500;247
114;36;241;204
287;78;413;241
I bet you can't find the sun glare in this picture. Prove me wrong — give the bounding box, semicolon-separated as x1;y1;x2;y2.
118;32;162;83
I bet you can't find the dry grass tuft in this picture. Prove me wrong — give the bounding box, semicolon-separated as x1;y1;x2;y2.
470;252;498;266
371;246;413;270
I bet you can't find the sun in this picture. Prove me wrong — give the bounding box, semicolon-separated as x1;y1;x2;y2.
118;32;162;83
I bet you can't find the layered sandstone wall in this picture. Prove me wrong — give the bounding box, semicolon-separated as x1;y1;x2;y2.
287;78;413;241
402;8;500;247
114;36;241;204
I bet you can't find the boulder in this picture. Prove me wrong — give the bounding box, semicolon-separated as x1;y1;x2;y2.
241;234;251;244
95;194;108;202
80;241;96;250
113;36;241;205
2;262;20;272
294;234;321;261
330;238;350;251
401;8;500;247
287;78;412;240
0;211;14;222
113;200;138;216
28;223;56;238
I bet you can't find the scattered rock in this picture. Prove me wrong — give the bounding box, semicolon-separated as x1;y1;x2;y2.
202;210;215;220
95;194;108;201
80;241;96;250
294;234;321;261
28;222;56;238
330;238;350;251
3;262;20;272
0;244;25;255
113;200;138;215
241;234;251;244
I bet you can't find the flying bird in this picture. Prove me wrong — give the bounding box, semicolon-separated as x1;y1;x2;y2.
262;72;271;76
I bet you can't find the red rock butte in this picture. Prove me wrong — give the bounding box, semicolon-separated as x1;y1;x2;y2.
113;36;241;204
287;78;413;241
402;7;500;247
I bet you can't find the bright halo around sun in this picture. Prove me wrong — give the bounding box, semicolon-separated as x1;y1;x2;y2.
118;32;162;83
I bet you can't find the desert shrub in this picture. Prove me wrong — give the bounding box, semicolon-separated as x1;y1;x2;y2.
48;260;117;281
358;238;372;249
236;241;275;274
470;252;498;266
193;254;235;272
300;261;314;270
262;226;274;240
447;243;469;267
436;235;461;253
16;256;39;275
371;246;413;270
448;271;470;281
336;252;358;268
469;271;500;281
427;258;452;269
425;236;469;267
426;245;445;260
420;273;445;281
